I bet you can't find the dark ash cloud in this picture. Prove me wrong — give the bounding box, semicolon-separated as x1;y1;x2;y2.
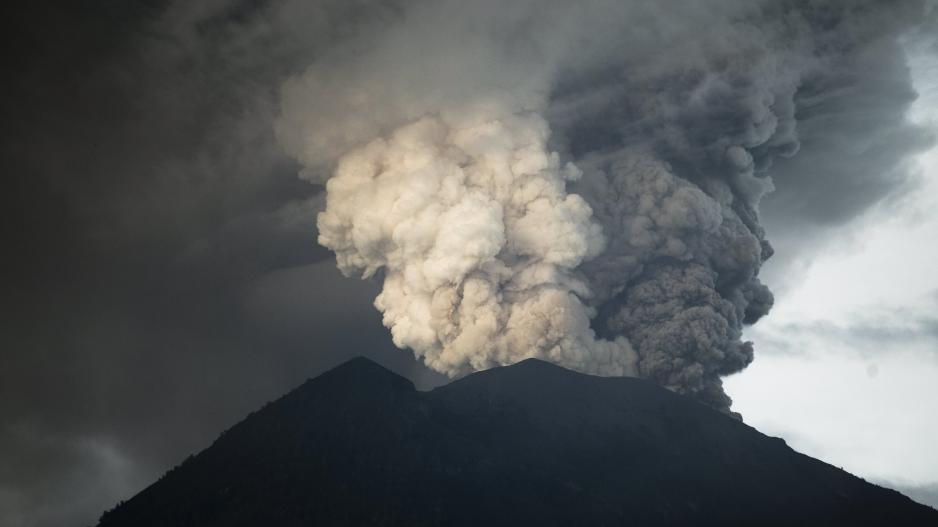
274;0;934;413
1;3;441;526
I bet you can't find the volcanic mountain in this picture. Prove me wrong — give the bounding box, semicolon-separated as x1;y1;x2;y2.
95;357;937;526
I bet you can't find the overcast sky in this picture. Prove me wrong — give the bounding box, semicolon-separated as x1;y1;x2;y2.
726;39;938;491
1;2;937;526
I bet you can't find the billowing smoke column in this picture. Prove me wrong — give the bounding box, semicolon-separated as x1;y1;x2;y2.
276;0;927;412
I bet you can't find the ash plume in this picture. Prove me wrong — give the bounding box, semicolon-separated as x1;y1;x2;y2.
275;0;930;412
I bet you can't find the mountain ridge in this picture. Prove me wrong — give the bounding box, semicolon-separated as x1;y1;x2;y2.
95;357;938;526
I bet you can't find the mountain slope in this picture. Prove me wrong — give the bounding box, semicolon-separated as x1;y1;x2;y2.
96;357;938;526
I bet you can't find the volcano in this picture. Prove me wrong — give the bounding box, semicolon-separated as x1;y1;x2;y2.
95;357;937;526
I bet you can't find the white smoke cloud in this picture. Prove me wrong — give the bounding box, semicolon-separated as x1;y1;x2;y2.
276;0;931;413
316;107;634;376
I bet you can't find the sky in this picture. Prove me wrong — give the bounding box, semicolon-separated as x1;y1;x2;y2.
726;39;938;491
1;2;937;526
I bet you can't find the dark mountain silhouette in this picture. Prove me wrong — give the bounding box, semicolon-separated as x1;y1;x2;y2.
96;357;938;526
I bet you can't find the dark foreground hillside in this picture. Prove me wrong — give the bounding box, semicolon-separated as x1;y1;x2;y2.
96;358;938;526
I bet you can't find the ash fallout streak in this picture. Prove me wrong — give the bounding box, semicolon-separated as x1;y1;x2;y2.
276;0;928;412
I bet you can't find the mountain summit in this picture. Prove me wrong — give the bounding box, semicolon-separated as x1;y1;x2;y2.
96;358;937;526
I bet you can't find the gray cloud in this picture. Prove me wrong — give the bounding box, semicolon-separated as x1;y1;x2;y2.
1;3;441;526
744;290;938;359
275;0;933;413
755;315;938;358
